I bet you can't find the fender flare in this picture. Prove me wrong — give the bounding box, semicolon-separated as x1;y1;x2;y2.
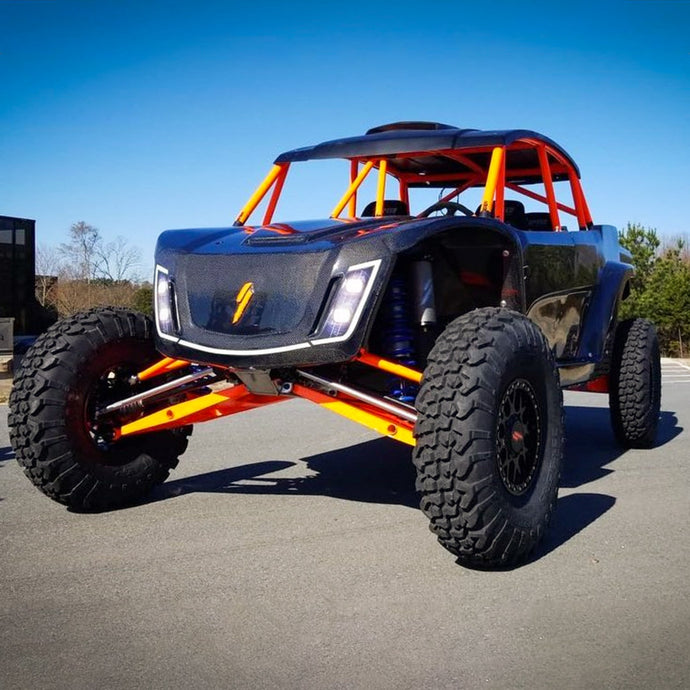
577;261;634;361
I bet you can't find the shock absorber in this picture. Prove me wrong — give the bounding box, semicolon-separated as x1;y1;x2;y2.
381;274;418;403
411;258;438;363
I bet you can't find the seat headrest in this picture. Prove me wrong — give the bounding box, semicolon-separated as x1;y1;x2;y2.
525;212;553;231
361;200;409;217
503;200;528;229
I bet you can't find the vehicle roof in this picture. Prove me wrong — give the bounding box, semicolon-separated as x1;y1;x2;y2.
274;122;580;185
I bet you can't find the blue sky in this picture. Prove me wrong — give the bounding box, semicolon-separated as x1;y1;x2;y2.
1;0;689;275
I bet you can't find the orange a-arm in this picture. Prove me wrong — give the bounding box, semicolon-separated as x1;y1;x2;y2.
115;350;422;446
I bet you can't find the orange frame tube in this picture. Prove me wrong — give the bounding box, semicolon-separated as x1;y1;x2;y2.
426;178;480;212
400;179;409;209
505;182;577;217
569;172;593;228
494;150;506;220
331;160;375;218
138;357;191;382
292;383;415;446
117;384;285;437
355;349;422;383
262;163;289;225
480;147;505;215
235;163;286;225
348;160;359;218
538;145;561;230
374;159;388;216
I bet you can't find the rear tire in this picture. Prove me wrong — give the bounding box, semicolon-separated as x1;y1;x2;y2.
609;318;661;448
8;308;191;511
413;308;563;568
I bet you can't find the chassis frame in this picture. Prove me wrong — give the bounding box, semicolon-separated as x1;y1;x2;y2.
101;123;630;448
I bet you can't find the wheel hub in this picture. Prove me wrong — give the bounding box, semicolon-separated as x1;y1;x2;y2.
510;420;526;452
496;379;542;496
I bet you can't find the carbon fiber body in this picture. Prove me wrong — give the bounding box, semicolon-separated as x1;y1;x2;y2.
154;216;632;380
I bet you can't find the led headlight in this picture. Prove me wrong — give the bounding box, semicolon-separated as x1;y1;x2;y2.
155;265;178;337
313;260;381;343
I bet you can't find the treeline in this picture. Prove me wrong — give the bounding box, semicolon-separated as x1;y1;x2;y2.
36;221;153;318
619;223;690;357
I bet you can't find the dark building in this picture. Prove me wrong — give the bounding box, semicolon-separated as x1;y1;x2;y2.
0;215;56;335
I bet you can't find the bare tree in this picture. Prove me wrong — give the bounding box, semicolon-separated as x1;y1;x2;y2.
58;221;142;282
96;235;142;281
35;243;63;307
59;221;101;281
41;221;145;316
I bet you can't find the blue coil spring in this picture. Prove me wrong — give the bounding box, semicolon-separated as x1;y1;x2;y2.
381;276;418;402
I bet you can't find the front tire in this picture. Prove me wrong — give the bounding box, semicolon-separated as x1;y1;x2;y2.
609;318;661;448
8;308;191;511
413;308;564;568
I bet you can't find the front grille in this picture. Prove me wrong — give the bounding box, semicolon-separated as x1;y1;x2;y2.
178;252;330;338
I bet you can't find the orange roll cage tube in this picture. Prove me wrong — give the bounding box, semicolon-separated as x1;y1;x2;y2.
235;139;593;230
262;163;289;225
348;160;359;218
494;149;506;221
331;160;375;218
505;182;578;218
429;179;481;210
235;163;287;226
479;147;505;217
537;145;561;231
374;159;388;216
399;178;409;208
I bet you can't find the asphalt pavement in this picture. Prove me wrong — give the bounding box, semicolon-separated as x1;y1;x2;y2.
1;365;689;689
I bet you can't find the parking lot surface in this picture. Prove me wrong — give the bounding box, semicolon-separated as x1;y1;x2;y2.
1;368;689;689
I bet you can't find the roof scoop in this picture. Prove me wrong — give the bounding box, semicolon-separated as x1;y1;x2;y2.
366;121;458;134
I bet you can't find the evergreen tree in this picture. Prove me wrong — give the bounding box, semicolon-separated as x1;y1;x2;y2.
641;241;690;356
618;222;660;321
619;224;690;356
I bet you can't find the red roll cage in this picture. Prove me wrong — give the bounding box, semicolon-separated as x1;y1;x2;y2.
235;136;593;232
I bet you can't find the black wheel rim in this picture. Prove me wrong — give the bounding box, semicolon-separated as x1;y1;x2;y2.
496;378;542;496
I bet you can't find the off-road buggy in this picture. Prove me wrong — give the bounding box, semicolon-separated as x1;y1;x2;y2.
9;122;661;568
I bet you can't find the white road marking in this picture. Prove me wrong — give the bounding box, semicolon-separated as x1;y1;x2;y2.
660;360;690;385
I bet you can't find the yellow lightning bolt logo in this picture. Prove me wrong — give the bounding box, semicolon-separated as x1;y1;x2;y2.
232;281;255;324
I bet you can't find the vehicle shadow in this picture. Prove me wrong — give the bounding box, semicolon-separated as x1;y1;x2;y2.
527;405;681;566
153;441;418;508
150;404;682;564
560;406;680;488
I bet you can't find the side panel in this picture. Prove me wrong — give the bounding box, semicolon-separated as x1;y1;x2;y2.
521;225;631;366
153;217;522;369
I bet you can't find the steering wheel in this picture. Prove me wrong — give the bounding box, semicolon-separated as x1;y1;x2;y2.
419;201;474;218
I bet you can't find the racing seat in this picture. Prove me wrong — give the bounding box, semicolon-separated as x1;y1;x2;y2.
361;200;409;217
502;200;529;230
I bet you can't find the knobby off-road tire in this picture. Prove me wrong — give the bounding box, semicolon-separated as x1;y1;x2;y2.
413;308;563;569
609;318;661;448
8;308;191;511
